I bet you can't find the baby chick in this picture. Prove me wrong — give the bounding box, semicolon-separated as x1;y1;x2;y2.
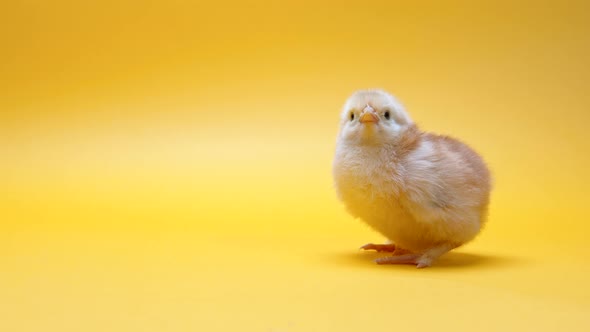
333;90;491;268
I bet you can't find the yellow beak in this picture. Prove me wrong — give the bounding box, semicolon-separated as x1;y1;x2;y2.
360;112;379;123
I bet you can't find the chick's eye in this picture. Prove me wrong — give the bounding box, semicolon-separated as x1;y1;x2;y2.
350;112;355;121
384;111;390;120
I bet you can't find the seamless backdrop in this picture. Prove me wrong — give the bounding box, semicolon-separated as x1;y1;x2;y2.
1;1;590;331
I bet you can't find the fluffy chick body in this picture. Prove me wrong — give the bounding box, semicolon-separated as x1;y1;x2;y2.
333;90;491;267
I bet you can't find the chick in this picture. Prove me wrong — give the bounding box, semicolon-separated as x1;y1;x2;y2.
333;89;491;268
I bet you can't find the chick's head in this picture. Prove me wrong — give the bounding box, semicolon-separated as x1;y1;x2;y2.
338;90;413;145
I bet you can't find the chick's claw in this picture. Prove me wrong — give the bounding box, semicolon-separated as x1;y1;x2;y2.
360;243;396;252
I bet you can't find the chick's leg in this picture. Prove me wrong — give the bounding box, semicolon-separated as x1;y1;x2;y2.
414;244;454;268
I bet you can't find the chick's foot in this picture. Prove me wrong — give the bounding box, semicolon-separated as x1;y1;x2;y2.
360;243;396;252
361;243;414;256
375;254;423;266
375;244;454;268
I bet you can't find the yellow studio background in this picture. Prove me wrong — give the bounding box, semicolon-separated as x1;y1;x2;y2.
1;0;589;331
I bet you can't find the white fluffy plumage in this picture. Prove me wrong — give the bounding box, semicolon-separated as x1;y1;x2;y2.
333;89;491;268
